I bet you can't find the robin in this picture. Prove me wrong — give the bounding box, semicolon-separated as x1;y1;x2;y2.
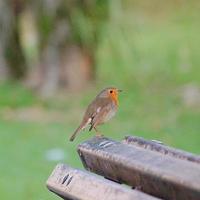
69;87;122;141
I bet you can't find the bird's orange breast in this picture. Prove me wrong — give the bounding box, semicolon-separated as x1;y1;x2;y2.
109;90;119;106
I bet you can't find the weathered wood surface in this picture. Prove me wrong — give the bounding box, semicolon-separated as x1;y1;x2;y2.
46;164;160;200
124;136;200;164
78;137;200;200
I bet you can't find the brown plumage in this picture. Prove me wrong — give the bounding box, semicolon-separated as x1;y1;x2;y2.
69;87;122;141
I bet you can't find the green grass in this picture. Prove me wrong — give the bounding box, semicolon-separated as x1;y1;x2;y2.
1;2;200;199
0;82;39;108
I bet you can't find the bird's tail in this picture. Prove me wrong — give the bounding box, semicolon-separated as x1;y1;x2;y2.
69;125;82;142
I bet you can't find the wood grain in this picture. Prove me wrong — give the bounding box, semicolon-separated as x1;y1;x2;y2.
78;137;200;200
124;136;200;164
46;164;159;200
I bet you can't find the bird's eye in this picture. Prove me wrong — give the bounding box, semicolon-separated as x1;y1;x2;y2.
110;90;113;94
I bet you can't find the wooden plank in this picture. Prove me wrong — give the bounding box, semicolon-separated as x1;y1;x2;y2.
78;137;200;200
46;163;159;200
123;136;200;164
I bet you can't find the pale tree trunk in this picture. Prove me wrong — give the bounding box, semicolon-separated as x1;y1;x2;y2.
60;45;93;91
39;44;60;97
18;6;40;88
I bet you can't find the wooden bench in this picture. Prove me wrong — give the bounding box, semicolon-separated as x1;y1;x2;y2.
46;136;200;200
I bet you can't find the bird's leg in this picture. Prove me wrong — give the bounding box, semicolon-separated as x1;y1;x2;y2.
94;127;103;137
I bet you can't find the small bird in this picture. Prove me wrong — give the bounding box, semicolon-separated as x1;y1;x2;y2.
69;87;122;141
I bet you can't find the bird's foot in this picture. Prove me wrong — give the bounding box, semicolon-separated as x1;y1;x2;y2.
96;132;104;138
94;127;103;138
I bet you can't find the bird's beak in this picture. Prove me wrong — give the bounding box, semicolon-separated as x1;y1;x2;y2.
118;89;123;92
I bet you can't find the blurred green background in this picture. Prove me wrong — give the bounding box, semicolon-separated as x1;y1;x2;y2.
0;0;200;199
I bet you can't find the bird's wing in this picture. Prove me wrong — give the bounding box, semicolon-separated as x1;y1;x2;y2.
89;104;111;131
82;97;110;121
